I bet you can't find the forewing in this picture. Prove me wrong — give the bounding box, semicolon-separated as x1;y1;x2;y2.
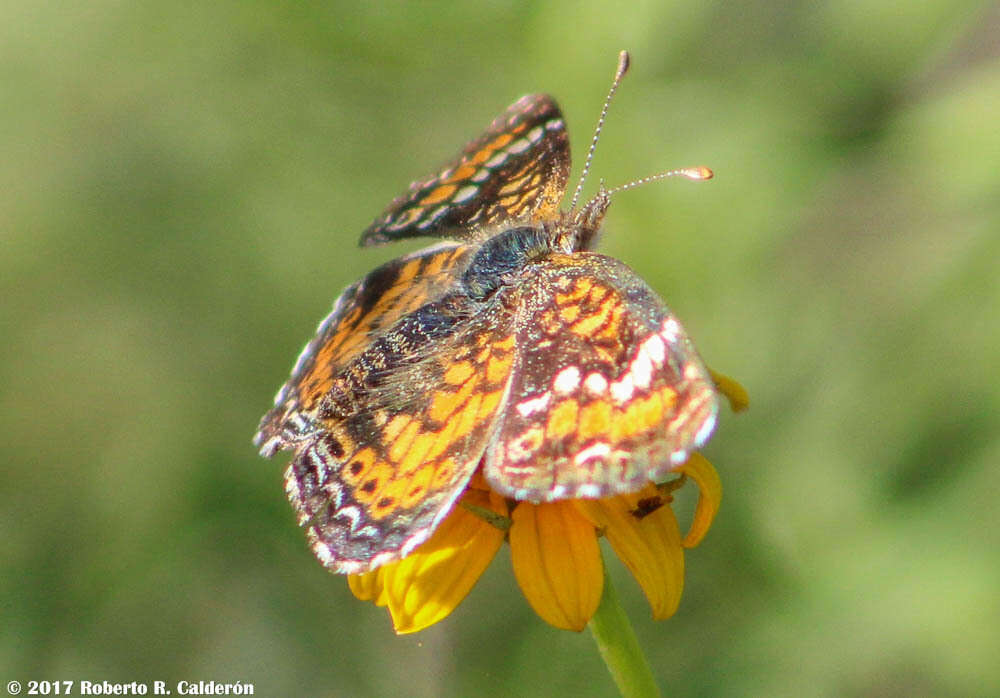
281;297;518;573
361;94;570;246
483;254;719;502
254;242;473;455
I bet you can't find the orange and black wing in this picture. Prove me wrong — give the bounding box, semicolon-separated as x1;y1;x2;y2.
360;94;570;246
279;292;518;573
483;252;719;502
254;242;472;455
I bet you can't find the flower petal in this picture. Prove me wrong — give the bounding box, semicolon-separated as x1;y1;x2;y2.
354;487;506;634
509;501;603;631
678;452;722;549
709;368;749;413
575;486;684;620
347;568;388;606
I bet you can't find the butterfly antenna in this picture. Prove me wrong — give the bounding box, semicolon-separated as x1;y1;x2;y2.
569;50;631;211
607;166;714;196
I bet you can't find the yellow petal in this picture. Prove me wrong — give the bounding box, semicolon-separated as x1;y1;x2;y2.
368;488;506;634
509;501;603;631
575;486;684;620
347;568;388;606
709;368;749;413
679;452;722;549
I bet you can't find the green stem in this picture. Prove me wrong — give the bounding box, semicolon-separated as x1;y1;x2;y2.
588;561;662;698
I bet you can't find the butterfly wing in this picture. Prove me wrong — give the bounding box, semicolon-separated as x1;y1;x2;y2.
483;252;719;502
276;286;519;574
254;242;473;455
361;94;570;246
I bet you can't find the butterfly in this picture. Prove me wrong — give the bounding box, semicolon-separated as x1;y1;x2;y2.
254;52;719;574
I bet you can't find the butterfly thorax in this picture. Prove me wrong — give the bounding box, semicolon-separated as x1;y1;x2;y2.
463;186;611;302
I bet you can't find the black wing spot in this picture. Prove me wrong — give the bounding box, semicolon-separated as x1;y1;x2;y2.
324;435;345;458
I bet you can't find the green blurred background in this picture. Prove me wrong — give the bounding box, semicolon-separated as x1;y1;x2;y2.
4;1;998;696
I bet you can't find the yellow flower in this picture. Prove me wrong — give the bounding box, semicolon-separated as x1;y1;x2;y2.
347;454;722;634
347;474;508;633
349;373;745;634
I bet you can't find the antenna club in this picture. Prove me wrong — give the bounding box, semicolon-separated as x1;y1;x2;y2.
617;51;631;77
683;166;714;181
